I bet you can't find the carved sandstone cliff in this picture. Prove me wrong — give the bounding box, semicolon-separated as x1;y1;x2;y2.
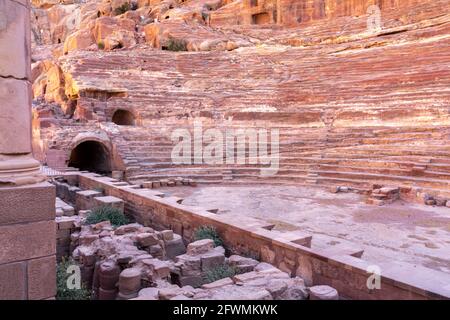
30;0;450;203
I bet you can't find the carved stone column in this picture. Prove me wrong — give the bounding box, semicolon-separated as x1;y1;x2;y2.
0;0;45;186
0;0;56;300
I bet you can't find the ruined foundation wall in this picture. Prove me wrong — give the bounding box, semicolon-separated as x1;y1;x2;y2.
64;172;450;300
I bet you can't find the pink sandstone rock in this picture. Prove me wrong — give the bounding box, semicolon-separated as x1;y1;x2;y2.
187;239;215;256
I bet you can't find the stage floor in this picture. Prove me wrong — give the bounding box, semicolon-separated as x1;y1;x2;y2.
159;184;450;274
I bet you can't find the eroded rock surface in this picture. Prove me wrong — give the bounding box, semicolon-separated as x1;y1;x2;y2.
30;1;450;205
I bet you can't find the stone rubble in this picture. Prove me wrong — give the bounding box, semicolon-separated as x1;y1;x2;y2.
50;173;343;300
66;210;333;300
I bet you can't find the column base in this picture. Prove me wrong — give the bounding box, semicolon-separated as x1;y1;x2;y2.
0;154;46;186
0;181;56;300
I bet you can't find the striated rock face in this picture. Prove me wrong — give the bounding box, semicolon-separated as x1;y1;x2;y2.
211;0;429;27
30;0;450;201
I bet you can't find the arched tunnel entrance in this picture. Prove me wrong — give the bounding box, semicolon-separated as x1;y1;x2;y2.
68;141;111;174
112;109;135;126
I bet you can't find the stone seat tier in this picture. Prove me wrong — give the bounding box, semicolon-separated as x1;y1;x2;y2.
44;4;450;203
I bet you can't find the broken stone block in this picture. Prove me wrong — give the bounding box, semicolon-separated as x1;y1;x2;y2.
187;239;214;256
176;254;202;276
62;205;75;217
137;232;159;247
78;247;96;267
93;196;125;212
161;230;174;241
76;190;102;211
116;252;134;265
148;244;164;259
277;278;308;300
119;268;142;295
264;278;289;298
201;250;225;272
165;234;186;259
233;267;289;286
309;285;339;300
228;255;259;273
99;261;121;291
142;259;171;279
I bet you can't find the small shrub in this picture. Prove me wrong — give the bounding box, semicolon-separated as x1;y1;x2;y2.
57;258;91;300
194;226;223;247
97;41;105;50
114;3;130;16
203;265;237;284
165;38;187;52
85;206;128;227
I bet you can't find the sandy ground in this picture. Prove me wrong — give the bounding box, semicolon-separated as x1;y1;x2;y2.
159;184;450;274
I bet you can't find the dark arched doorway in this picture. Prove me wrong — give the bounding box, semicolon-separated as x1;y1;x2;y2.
112;109;135;126
68;141;111;174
